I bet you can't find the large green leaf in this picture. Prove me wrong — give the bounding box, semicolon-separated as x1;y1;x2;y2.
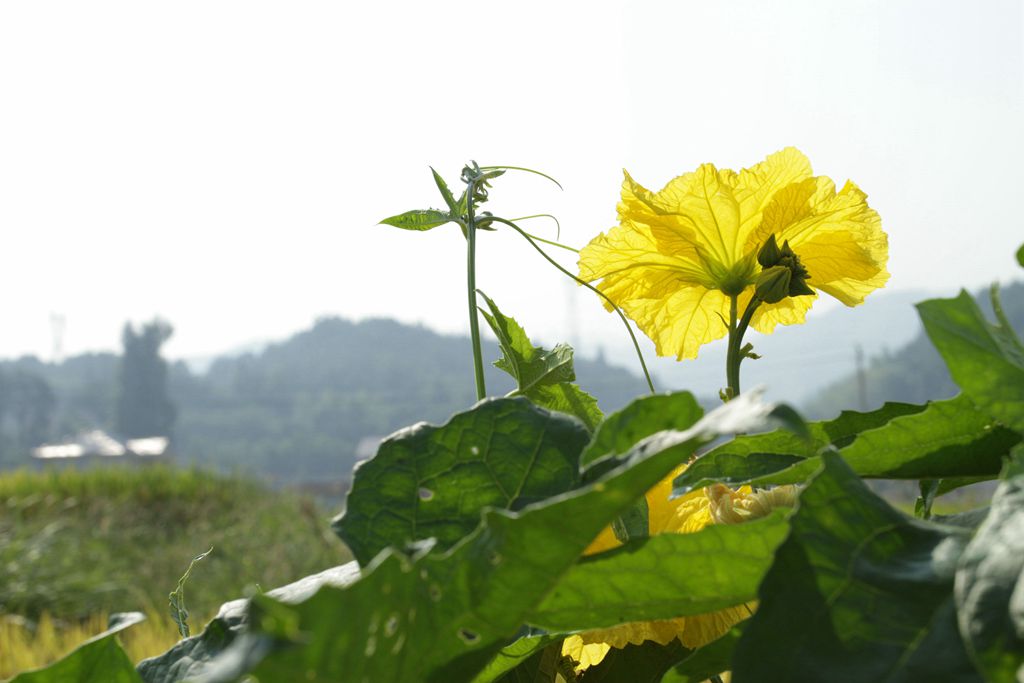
137;563;360;683
675;395;1018;492
581;393;704;468
918;290;1024;431
478;292;603;430
700;401;927;460
10;612;145;683
379;208;454;231
528;512;787;631
954;458;1024;681
194;392;779;683
334;397;590;567
731;453;982;683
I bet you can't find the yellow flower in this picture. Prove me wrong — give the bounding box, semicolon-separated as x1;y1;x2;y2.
561;469;798;673
578;147;889;359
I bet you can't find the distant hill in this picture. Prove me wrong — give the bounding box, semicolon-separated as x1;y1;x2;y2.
805;281;1024;418
9;282;1018;479
1;317;649;481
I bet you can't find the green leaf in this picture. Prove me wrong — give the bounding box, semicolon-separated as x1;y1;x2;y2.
731;453;982;683
706;401;928;459
579;393;705;544
528;383;603;432
1017;242;1024;268
954;466;1024;680
674;401;926;491
610;495;649;543
477;291;603;430
479;291;576;392
431;167;459;213
379;208;454;231
333;397;590;567
469;632;558;683
833;395;1016;478
529;512;787;631
193;392;780;683
168;547;213;638
918;290;1024;431
581;393;704;468
10;613;145;683
675;395;1019;493
137;563;361;683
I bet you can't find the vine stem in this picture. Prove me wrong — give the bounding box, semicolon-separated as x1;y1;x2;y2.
465;180;487;401
487;216;656;395
725;294;760;398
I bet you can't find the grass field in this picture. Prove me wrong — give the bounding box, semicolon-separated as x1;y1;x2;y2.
0;465;351;678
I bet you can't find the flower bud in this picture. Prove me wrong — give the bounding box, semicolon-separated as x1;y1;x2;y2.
755;265;792;304
754;236;815;302
757;234;784;268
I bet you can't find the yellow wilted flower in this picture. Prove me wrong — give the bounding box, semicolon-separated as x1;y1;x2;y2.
561;469;798;674
578;147;888;360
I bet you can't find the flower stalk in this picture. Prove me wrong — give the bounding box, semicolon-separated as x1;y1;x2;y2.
725;295;761;399
465;179;487;401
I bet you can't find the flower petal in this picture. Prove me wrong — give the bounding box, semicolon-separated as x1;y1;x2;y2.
753;178;888;306
733;147;813;244
620;166;742;270
578;218;710;295
618;282;733;361
678;603;755;650
560;636;611;671
648;465;710;535
749;288;818;334
579;221;733;360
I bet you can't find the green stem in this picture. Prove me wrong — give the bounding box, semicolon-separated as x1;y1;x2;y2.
488;216;656;395
466;181;487;401
725;294;760;398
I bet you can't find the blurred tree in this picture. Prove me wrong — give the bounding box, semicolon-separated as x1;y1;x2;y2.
116;319;176;439
0;368;56;464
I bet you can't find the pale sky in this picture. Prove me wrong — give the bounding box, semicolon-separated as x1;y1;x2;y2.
1;0;1021;365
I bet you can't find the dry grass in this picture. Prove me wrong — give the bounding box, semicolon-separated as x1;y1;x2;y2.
0;610;197;679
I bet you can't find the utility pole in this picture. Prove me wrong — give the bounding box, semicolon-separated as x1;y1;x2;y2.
855;344;868;411
50;313;66;364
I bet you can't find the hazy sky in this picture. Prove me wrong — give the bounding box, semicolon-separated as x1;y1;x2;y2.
1;0;1021;364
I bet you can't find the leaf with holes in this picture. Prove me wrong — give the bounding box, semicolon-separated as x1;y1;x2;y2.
192;392;779;683
333;397;590;567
